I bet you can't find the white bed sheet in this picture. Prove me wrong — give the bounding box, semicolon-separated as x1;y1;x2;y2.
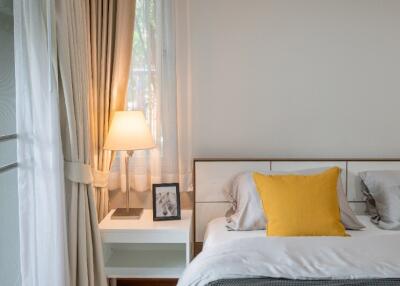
203;215;397;250
179;215;400;285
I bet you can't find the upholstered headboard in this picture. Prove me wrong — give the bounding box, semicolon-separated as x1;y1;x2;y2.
193;158;400;243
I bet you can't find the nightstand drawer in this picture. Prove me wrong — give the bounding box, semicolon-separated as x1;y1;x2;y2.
101;229;190;244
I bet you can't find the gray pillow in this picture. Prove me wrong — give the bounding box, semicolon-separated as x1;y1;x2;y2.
225;167;365;231
360;171;400;230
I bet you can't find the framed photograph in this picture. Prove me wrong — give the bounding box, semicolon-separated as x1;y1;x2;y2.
152;183;181;221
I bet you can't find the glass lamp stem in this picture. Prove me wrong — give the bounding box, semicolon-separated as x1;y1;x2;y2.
125;150;134;212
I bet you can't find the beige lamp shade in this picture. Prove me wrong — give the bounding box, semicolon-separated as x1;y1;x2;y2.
104;111;155;151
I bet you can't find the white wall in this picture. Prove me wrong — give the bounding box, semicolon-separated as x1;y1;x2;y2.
190;0;400;158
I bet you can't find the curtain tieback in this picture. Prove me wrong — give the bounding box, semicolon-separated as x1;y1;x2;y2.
64;161;109;187
92;169;109;188
64;160;93;184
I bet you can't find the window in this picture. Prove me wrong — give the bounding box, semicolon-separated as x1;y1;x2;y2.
127;0;157;112
0;0;21;285
126;0;163;151
109;0;192;193
128;0;156;110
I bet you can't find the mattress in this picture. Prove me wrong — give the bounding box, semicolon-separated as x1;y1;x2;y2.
203;215;396;250
180;215;400;285
206;278;400;286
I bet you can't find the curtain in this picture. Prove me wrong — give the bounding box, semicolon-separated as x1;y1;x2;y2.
56;0;106;285
109;0;193;195
14;0;69;286
174;0;193;193
89;0;137;221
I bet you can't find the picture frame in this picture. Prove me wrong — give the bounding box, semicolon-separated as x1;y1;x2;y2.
152;183;181;221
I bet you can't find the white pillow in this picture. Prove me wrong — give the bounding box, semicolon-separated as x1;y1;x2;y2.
224;167;365;231
224;172;266;230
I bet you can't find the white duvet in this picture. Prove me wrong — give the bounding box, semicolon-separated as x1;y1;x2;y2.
178;233;400;286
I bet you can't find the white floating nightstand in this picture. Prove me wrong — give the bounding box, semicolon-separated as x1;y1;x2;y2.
99;209;193;281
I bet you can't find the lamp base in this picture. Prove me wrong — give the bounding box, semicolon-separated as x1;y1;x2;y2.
111;208;143;219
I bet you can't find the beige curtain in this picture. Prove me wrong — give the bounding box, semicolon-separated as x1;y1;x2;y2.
89;0;137;221
56;0;107;285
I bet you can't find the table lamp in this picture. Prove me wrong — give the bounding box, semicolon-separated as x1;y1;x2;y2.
104;111;155;219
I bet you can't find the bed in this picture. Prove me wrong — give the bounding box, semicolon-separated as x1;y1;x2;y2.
203;215;398;250
178;159;400;286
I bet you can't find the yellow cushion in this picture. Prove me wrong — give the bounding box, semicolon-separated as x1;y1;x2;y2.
253;167;347;237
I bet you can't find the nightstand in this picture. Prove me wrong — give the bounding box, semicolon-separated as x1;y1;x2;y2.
99;209;193;284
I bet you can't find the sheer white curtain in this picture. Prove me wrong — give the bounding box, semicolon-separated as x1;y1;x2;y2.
109;0;192;194
14;0;69;285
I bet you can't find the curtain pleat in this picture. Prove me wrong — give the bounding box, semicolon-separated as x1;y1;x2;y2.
88;0;137;220
56;0;107;285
